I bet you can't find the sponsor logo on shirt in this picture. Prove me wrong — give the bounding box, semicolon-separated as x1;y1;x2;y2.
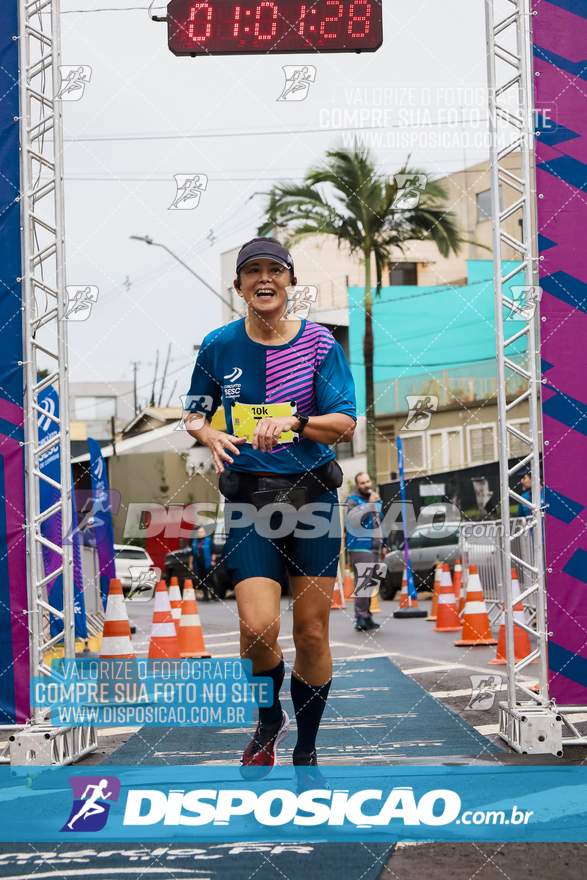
224;366;243;399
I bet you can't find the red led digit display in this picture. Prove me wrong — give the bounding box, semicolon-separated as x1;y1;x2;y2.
167;0;382;55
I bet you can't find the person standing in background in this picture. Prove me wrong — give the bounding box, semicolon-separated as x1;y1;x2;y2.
189;526;218;601
516;466;544;518
345;472;387;631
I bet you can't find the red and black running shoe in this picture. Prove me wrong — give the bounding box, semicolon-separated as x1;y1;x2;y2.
240;710;290;780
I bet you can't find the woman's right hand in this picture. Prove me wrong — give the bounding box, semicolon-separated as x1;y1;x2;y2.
207;430;247;474
182;412;247;473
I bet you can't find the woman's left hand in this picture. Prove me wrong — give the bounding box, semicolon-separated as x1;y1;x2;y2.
252;416;298;452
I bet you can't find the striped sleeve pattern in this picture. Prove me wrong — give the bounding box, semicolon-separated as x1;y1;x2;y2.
265;322;335;414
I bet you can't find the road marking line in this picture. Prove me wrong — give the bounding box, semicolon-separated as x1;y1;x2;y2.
0;871;204;879
475;723;500;735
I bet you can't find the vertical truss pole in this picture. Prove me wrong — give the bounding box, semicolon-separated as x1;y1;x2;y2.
19;0;75;721
485;0;557;753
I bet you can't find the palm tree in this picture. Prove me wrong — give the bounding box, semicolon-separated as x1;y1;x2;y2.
258;143;463;482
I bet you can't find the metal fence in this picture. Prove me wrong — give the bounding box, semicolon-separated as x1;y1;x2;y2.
459;518;536;626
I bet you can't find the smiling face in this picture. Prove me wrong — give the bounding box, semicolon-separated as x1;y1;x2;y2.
235;257;295;319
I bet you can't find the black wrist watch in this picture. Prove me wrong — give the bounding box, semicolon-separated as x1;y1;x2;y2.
294;411;309;435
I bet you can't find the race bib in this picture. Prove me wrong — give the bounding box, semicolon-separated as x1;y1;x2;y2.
232;402;295;444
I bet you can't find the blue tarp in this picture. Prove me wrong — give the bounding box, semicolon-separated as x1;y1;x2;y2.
348;260;527;413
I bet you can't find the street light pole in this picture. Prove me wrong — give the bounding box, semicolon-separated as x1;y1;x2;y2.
130;235;235;316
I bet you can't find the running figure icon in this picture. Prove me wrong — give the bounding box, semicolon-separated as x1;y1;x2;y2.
169;174;209;210
63;285;99;321
283;285;317;320
56;66;92;101
466;674;502;710
402;394;439;430
277;66;316;102
67;779;112;830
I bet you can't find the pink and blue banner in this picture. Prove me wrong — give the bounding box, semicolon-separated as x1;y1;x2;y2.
534;0;587;703
88;438;116;611
0;2;30;723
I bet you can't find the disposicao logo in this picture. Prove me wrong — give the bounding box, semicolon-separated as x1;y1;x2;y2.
122;786;462;828
61;776;121;832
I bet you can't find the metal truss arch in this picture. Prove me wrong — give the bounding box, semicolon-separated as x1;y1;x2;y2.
15;0;97;764
485;0;564;754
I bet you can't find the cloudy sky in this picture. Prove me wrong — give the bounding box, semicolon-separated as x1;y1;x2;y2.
58;0;490;407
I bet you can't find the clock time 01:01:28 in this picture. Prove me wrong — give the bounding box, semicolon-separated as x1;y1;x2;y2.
167;0;383;55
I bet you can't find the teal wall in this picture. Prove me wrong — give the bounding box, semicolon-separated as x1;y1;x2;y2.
348;260;526;414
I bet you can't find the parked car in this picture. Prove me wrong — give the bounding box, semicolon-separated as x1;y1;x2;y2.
114;544;155;594
382;523;460;599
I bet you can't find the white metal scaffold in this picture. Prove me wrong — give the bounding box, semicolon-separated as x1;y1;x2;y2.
485;0;569;754
10;0;97;765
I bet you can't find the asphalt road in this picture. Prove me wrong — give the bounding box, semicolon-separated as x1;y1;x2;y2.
118;590;587;766
6;592;583;880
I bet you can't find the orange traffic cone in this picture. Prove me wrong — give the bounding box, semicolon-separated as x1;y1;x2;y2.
453;559;463;608
489;568;534;665
331;576;346;609
100;578;135;658
370;591;382;614
148;580;181;659
426;562;442;621
432;563;462;632
454;564;497;646
169;577;182;636
394;564;427;619
397;566;410;610
178;580;212;658
343;565;355;602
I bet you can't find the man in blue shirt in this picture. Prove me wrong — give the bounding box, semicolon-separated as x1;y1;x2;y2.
345;472;387;631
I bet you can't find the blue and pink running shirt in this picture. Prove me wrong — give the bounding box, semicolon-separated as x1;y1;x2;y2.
186;318;357;474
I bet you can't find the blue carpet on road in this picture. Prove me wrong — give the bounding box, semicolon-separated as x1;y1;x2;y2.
0;842;393;880
104;657;501;766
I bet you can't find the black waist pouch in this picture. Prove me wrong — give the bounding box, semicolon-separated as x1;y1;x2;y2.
219;459;343;510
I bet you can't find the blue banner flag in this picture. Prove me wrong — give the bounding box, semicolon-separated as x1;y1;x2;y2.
38;388;87;639
396;436;418;600
88;438;116;610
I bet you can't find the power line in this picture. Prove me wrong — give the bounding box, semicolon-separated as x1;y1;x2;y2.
60;6;151;11
64;176;306;182
63;118;490;143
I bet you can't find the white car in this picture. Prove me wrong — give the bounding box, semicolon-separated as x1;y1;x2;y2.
114;544;155;593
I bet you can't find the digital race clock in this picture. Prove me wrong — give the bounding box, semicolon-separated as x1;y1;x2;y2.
167;0;382;56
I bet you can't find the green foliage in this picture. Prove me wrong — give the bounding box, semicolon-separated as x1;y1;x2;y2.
258;143;464;295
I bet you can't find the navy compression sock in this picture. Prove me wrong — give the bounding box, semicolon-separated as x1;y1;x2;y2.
290;672;332;757
257;657;285;727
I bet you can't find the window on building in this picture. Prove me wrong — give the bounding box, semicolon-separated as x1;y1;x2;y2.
509;421;530;458
429;432;444;472
401;434;425;470
477;186;503;222
469;426;496;463
447;430;462;468
388;262;418;286
75;396;117;421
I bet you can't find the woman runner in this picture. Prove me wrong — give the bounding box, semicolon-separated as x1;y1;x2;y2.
183;237;356;780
